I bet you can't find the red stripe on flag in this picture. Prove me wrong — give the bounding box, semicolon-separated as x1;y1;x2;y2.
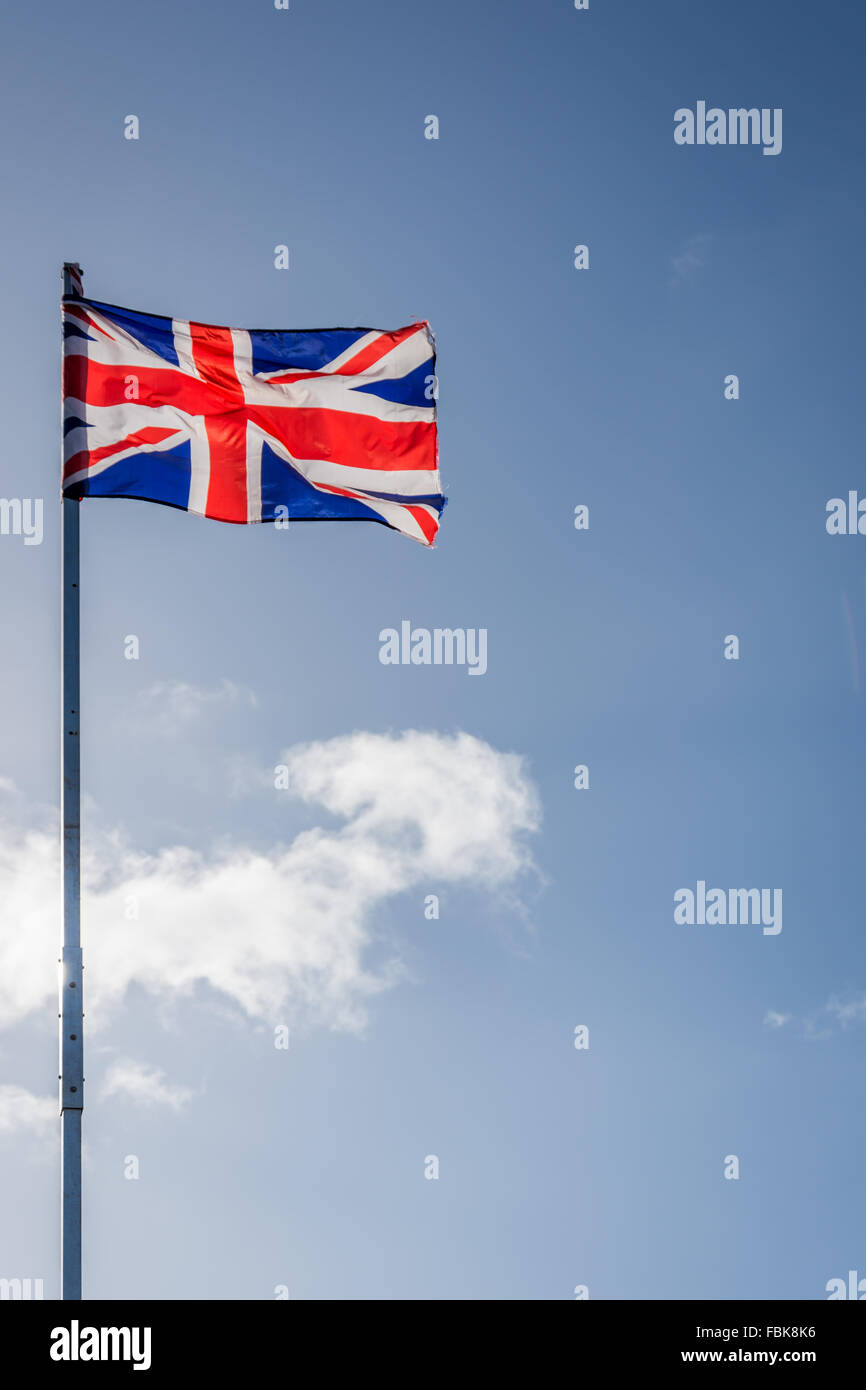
405;505;439;546
248;406;436;474
63;357;220;415
189;323;245;402
201;414;249;523
189;323;249;522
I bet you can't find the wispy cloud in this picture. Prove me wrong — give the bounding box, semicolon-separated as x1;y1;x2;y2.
763;1010;791;1030
670;234;712;286
765;993;866;1040
826;994;866;1028
102;1060;195;1111
0;730;540;1037
0;1084;55;1139
122;678;258;738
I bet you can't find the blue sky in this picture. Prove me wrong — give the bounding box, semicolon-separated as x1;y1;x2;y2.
0;0;864;1299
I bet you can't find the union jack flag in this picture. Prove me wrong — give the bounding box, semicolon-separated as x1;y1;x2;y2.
62;294;444;546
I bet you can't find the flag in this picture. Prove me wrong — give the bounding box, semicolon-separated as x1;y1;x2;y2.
62;296;444;546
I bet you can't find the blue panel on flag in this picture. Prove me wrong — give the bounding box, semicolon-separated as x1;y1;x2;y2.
351;359;433;408
259;443;387;525
87;300;180;368
63;321;96;346
249;329;368;378
67;441;193;511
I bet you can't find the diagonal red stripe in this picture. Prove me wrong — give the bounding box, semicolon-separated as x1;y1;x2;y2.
64;427;180;481
330;323;427;377
63;305;115;339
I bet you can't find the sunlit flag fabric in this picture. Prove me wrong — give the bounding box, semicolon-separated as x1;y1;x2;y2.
62;297;444;545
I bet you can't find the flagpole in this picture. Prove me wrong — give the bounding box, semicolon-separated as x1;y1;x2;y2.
60;261;83;1300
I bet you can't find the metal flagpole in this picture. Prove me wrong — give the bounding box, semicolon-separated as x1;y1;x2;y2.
60;261;83;1300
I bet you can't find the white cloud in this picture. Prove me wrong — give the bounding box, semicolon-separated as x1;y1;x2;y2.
123;678;258;737
0;730;539;1036
763;1010;790;1030
102;1060;195;1111
0;1084;55;1139
826;994;866;1027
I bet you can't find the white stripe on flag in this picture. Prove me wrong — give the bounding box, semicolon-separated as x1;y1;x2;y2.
246;423;263;523
172;320;203;380
187;423;211;516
